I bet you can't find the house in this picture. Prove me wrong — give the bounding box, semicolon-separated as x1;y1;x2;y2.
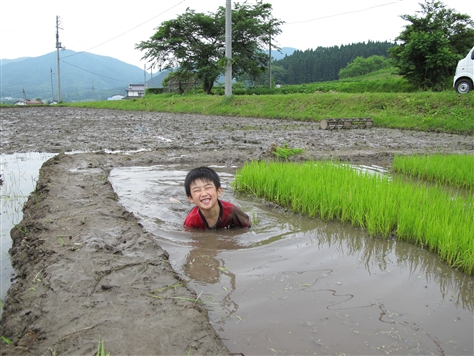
125;84;145;99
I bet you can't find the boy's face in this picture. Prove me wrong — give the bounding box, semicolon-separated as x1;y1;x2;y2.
187;178;222;211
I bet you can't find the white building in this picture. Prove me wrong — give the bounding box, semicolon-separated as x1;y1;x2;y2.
125;84;145;98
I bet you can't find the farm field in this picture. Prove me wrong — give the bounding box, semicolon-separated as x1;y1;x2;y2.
1;106;473;355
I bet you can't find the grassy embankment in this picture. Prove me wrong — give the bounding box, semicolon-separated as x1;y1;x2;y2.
233;158;474;274
68;90;473;134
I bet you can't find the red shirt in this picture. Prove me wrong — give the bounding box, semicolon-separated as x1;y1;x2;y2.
184;200;251;230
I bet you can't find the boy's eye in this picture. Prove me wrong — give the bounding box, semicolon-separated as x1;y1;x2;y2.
190;181;215;193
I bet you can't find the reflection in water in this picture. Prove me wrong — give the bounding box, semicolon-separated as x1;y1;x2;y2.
110;165;474;355
184;233;243;283
315;226;474;310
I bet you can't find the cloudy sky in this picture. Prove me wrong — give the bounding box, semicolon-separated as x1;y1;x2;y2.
0;0;472;69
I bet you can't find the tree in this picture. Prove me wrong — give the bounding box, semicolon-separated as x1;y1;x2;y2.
389;0;474;90
338;55;388;79
135;1;283;94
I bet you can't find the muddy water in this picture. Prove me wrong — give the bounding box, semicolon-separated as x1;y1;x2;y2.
110;165;474;356
0;152;56;302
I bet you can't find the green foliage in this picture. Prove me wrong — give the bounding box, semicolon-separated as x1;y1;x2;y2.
389;0;474;90
96;337;110;356
393;154;474;190
270;143;305;160
1;336;12;345
146;88;164;95
162;71;200;94
135;1;283;94
272;41;395;84
234;160;474;274
216;76;415;95
339;56;389;79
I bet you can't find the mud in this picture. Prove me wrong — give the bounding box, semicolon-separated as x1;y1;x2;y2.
1;106;473;355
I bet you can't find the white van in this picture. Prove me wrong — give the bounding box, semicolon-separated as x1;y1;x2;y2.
453;46;474;94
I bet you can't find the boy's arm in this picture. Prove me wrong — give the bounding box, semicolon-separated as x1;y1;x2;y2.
224;205;251;228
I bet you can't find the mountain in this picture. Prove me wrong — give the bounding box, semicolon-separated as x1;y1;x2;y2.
1;48;298;102
1;57;31;66
0;50;150;102
271;47;297;61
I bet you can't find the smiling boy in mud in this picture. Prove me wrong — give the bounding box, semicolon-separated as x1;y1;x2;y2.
184;166;251;229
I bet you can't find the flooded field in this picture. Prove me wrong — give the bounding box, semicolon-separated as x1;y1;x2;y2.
109;165;474;355
2;107;473;354
0;152;56;302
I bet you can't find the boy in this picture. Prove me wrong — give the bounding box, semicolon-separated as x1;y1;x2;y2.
184;167;251;230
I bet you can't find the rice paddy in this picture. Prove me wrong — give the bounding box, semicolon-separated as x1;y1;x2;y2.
392;153;474;190
233;159;474;274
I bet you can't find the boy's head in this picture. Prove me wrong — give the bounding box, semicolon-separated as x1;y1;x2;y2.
184;167;221;198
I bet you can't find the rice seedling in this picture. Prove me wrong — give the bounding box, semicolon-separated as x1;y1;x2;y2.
392;154;474;191
233;160;474;274
270;143;305;160
96;337;110;356
1;336;12;345
57;236;65;246
251;210;259;225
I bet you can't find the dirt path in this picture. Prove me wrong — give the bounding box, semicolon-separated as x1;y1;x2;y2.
1;106;473;355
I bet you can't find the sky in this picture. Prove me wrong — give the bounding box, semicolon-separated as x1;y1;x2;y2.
0;0;472;69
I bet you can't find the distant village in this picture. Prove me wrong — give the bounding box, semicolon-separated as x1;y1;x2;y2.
6;83;146;105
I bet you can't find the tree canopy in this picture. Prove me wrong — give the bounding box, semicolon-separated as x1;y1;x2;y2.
135;1;283;94
271;41;394;85
389;0;474;90
338;55;389;79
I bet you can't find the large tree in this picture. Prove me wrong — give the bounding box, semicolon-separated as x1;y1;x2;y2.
389;0;474;90
136;1;283;94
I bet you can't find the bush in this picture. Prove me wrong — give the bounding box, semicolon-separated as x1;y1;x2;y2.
146;88;164;95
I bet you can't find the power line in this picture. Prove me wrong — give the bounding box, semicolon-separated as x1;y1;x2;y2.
63;0;186;59
284;1;401;25
60;59;132;83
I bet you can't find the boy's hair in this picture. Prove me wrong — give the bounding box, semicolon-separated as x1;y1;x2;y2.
184;167;221;197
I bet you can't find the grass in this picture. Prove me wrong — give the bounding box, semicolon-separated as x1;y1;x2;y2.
393;154;474;190
64;90;474;135
232;160;474;275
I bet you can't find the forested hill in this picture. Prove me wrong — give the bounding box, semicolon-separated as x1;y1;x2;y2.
273;41;395;84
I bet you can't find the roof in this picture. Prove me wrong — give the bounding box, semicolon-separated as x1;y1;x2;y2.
128;84;145;90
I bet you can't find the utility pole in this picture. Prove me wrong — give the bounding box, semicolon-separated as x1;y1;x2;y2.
56;16;65;102
268;36;272;89
91;81;95;101
225;0;232;98
50;68;54;102
268;19;273;89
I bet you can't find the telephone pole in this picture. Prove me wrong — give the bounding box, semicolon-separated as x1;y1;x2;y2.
268;37;272;89
225;0;232;98
56;16;65;102
50;68;54;102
